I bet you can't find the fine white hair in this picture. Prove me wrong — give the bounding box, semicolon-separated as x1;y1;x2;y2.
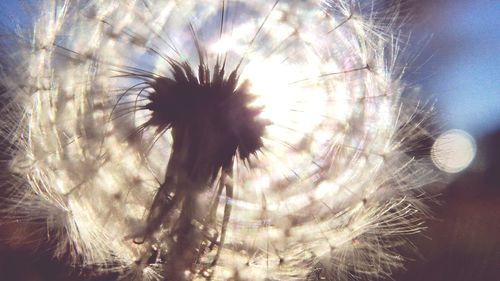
1;0;437;280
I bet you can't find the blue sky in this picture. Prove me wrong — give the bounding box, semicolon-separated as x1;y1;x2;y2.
410;0;500;137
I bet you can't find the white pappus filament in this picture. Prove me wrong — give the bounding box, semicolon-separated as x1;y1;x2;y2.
0;0;437;280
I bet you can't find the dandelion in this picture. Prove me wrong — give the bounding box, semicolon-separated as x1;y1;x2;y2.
1;0;437;280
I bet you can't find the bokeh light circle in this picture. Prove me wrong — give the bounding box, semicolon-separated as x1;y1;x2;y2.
431;129;476;173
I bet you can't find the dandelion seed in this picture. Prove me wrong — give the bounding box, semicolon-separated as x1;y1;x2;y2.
1;0;438;280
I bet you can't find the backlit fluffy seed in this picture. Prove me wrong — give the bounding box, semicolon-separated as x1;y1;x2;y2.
1;0;438;280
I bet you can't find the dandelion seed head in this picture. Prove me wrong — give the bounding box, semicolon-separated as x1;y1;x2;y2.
1;0;439;280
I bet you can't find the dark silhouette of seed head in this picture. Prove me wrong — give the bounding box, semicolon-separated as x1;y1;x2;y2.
144;60;267;184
